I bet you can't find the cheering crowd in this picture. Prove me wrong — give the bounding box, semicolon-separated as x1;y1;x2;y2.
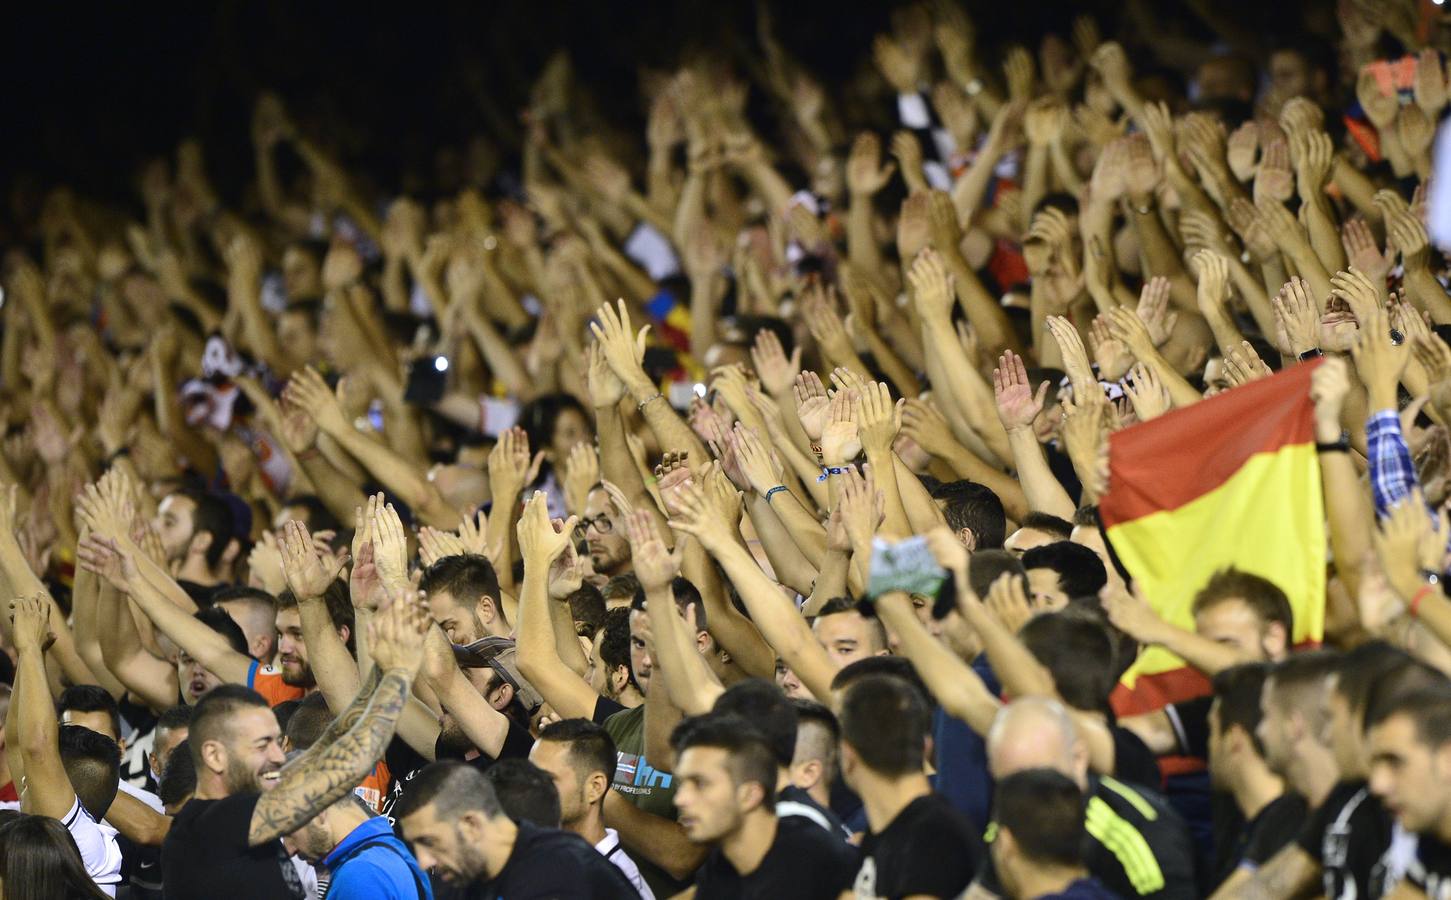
6;0;1451;897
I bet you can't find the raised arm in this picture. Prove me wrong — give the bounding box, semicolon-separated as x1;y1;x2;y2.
248;591;427;846
11;594;78;820
670;480;838;703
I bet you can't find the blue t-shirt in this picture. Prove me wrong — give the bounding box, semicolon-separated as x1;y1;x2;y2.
322;816;432;899
933;655;1000;832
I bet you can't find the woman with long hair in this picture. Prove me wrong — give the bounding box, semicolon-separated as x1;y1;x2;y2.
0;814;110;900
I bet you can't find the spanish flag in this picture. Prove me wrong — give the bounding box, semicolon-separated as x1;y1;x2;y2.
1100;360;1326;731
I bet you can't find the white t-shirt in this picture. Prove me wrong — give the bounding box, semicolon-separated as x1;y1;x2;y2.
596;827;654;900
63;797;123;897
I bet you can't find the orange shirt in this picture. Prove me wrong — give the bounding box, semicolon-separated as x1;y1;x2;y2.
246;660;307;707
353;761;392;813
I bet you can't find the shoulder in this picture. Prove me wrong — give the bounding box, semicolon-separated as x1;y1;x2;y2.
330;845;417;893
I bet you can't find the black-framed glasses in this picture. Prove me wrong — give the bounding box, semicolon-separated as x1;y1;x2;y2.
575;514;613;538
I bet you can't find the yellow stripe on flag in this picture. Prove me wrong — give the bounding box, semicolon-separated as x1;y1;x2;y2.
1106;442;1324;686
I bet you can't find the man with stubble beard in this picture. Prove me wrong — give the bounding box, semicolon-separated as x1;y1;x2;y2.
160;593;429;899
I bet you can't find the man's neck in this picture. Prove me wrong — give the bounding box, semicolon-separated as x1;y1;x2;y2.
1291;748;1340;811
194;773;233;802
568;805;607;847
483;817;520;880
721;810;778;876
1014;862;1090;899
856;769;931;834
1232;759;1287;822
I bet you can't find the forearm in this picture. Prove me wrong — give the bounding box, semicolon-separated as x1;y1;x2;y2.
760;489;828;568
942;254;1018;356
646;586;723;718
125;562;249;685
603;790;710;881
878;593;999;735
847;196;886;275
865;446;912;538
804;548;851;617
294;453;367;525
297;596;361;717
107;791;172;846
464;313;532;399
1128;205;1197;311
251;669;411;845
891;455;950;535
546;590;590;677
322;424;457;528
516;568;602;721
683;537;776;679
15;644;69;818
1303;194;1347;274
1005;429;1076;519
1404;268;1451;325
688;275;721;360
72;569;126;699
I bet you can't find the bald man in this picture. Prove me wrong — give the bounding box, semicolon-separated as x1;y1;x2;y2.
970;698;1197;900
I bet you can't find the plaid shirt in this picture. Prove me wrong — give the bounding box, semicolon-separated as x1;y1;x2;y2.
1367;409;1419;516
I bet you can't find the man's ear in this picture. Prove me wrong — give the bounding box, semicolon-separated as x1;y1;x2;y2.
957;528;977;551
610;665;630;696
458;809;489;843
1263;622;1289;659
200;739;227;776
736;780;767;814
478;596;498;625
585;771;609;806
792;758;823;791
220;538;242;567
336;625;351;648
488;681;516;712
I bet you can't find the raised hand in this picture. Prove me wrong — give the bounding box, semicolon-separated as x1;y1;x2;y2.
1341;218;1393;286
986;572;1033;633
1087;316;1134;382
1292;129;1334;199
76;534;136;594
1272;276;1321;357
1253;140;1293;205
906;247;955;322
1192;250;1230;318
1375;490;1448;600
1124;363;1170;422
285;367;349;436
488;427;542;505
418;527;468;568
1330;267;1384;324
561;442;600;517
1310;356;1351;441
1045;316;1096;399
750;329;802;397
589;299;651;395
368;587;431;676
516;491;576;565
1223;341;1273;388
994;350;1049;432
854;381;902;457
1103;306;1156;361
1226;121;1259;183
901;398;961;460
666;478;731;550
820;389;863;466
836;465;883;551
624;509;681;594
585;342;626;410
280;519;344;600
728;424;781;496
370;500;410;594
9;592;54;653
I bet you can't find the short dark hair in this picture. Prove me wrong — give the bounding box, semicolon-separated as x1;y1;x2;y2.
538;718;618;785
189;685;271;770
712;679;798;768
158;740;196;808
1017;513;1074;541
839;674;929;776
1021;542;1107;599
180;490;238;570
211;585;277;621
57;685;121;739
630;576;708;632
567;584;607;639
813;596;887;652
1019;613;1116;713
1333;642;1415;724
393;760;502;823
1212;663;1272;757
1366;685;1451;748
967;550;1028;598
670;714;780;800
58;725;121;820
1193;568;1293;636
830;656;932;716
420;554;503;623
283;693;332;751
598;607;632;674
1265;650;1343;738
1361;655;1450;731
1072;505;1099;528
602;574;640;602
484;759;562;827
933;481;1006;549
792;699;840;779
994;768;1088;868
276;579;355;653
194;607;249;656
154;704;193;743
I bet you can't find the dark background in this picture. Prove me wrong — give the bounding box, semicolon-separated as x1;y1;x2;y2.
0;0;1296;212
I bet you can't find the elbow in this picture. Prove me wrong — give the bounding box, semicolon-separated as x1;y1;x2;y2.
663;842;708;881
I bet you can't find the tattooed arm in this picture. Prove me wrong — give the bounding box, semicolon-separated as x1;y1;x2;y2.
247;591;429;846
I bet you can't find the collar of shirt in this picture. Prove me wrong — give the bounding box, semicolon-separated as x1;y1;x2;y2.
595;827;621;856
321;816;394;871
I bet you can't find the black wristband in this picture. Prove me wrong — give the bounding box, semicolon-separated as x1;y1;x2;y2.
1297;349;1323;361
1315;439;1350;454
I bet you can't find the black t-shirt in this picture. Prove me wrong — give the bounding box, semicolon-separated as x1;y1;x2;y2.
381;722;533;827
851;793;982;899
592;695;627;725
469;820;640;900
695;816;857;900
1409;834;1451;900
1296;780;1397;900
978;775;1196;900
778;785;852;839
161;793;306;900
1212;793;1307;888
1164;695;1213;759
1111;725;1163;790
